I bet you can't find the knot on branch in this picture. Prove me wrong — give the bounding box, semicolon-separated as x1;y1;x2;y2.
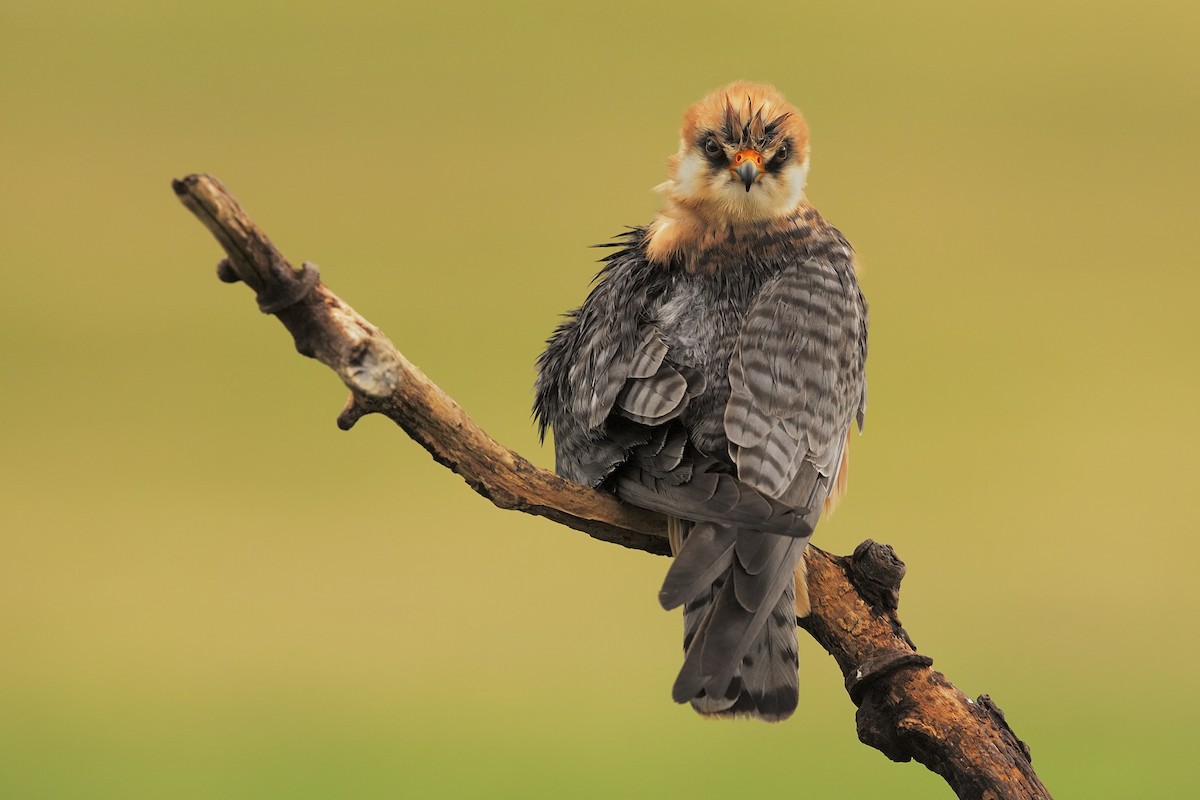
216;258;241;284
849;539;905;612
844;652;936;705
337;393;371;430
846;539;916;648
854;654;937;764
846;651;934;705
216;258;321;314
849;542;902;609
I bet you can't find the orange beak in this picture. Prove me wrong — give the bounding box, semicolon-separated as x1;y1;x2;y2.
731;149;764;191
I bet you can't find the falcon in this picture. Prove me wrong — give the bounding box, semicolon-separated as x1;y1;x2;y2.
534;81;868;721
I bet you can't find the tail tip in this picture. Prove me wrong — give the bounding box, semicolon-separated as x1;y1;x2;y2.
673;679;799;722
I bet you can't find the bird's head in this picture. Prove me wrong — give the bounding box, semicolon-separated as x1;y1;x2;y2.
658;81;810;224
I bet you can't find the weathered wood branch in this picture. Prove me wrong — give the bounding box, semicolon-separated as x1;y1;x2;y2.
173;173;1050;800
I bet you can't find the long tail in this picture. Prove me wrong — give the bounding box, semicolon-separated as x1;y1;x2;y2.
663;517;809;721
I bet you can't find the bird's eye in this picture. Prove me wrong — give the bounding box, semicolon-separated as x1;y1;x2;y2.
773;144;789;163
704;138;721;156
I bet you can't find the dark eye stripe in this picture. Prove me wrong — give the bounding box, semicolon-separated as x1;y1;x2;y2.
697;132;728;166
765;137;793;173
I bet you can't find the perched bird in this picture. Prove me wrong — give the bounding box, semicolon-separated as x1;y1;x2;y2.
534;82;868;721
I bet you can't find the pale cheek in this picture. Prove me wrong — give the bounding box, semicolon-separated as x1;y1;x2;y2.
779;162;810;208
673;152;708;197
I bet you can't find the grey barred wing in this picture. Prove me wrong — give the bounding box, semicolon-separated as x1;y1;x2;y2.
725;259;867;516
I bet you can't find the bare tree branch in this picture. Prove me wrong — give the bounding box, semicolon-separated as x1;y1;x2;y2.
173;173;1050;800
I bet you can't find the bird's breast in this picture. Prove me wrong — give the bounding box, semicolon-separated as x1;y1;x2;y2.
651;261;775;458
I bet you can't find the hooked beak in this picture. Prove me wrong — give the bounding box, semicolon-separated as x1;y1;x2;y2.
732;149;763;191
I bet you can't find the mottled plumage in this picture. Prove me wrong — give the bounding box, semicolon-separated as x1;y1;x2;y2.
535;82;867;721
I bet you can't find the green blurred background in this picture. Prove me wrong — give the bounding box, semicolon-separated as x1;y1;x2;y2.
1;0;1195;796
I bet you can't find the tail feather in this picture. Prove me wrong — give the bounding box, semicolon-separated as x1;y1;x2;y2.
733;533;793;609
660;522;735;610
666;518;807;721
696;536;801;699
735;586;800;721
674;574;739;714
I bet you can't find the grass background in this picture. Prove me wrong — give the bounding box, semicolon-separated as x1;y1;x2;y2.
2;1;1196;796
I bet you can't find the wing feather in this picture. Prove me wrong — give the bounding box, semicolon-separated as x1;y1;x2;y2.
726;259;866;512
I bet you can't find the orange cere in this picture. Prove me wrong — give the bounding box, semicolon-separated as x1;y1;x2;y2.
732;149;764;168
